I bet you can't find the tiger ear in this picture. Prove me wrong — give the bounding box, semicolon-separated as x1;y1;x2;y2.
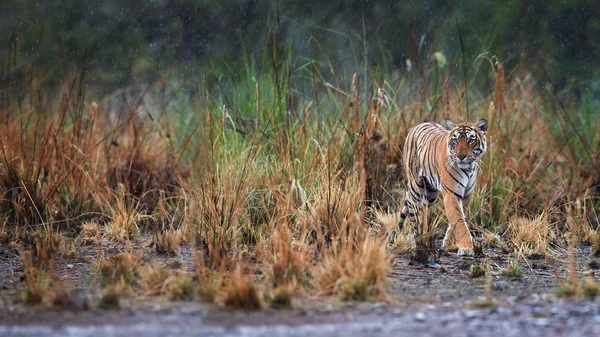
475;118;488;132
443;119;455;130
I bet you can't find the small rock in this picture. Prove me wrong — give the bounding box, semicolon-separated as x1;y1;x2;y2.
464;310;478;319
414;312;426;321
534;318;550;327
391;308;403;316
67;264;74;269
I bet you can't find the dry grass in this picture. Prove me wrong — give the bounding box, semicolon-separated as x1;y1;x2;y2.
152;228;182;256
101;191;149;242
137;263;173;296
19;250;71;307
506;213;555;257
183;162;250;268
96;251;142;284
222;264;262;310
165;272;195;301
264;226;308;287
1;47;599;312
268;284;294;309
192;252;221;303
312;232;390;301
99;279;126;309
19;254;49;305
79;221;102;244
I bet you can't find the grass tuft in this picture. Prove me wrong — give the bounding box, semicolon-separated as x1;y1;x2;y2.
166;273;195;301
501;259;523;278
269;285;293;309
223;264;262;310
313;234;390;301
99;280;125;309
137;263;173;297
152;229;182;256
469;260;487;278
96;251;142;284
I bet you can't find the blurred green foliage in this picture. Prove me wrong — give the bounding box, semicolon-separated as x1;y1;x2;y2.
1;0;599;91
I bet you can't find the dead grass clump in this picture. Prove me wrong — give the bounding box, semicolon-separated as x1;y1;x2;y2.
296;172;363;251
222;264;262;310
378;211;414;255
96;251;142;284
20;255;49;305
19;251;71;307
0;154;49;232
507;214;554;256
267;226;308;287
183;163;250;267
137;263;173;296
107;121;186;211
360;130;401;212
79;221;102;244
99;279;126;309
152;229;182;256
481;229;503;248
101;192;149;242
193;253;220;303
59;238;79;259
30;232;60;270
312;234;390;301
268;285;293;309
165;272;195;301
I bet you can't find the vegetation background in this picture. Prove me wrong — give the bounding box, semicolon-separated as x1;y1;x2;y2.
1;0;600;309
2;0;599;91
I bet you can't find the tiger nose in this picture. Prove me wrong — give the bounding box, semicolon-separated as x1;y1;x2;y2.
457;154;467;160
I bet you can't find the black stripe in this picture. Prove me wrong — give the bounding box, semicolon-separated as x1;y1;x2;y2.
409;187;420;201
442;183;464;198
425;183;438;193
465;179;476;192
445;166;465;187
413;127;430;144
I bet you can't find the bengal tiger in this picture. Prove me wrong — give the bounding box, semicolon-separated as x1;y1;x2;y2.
399;118;488;259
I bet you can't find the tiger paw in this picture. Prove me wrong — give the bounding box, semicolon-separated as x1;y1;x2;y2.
457;249;474;257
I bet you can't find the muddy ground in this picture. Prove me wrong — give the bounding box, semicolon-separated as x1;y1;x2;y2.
1;240;600;337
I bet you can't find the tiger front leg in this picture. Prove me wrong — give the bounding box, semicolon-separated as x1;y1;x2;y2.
441;192;474;256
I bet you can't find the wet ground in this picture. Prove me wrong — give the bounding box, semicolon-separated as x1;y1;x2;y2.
1;241;600;336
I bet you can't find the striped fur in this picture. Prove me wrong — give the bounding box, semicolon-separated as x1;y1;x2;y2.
399;118;488;256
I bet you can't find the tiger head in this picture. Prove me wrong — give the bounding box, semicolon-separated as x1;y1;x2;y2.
443;118;488;169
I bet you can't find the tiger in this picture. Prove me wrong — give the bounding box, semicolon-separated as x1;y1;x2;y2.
399;118;488;259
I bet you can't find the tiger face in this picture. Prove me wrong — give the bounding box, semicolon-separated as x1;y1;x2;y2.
443;119;488;169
